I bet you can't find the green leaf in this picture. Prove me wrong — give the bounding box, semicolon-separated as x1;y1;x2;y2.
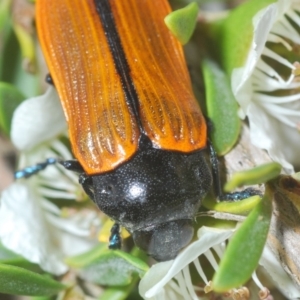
203;195;261;215
29;297;53;300
211;0;276;74
12;21;36;73
202;59;240;155
0;242;20;261
164;2;198;45
78;250;148;286
224;162;281;192
0;243;42;272
0;242;29;266
212;186;273;292
0;82;25;135
0;9;39;97
65;243;107;268
82;250;148;286
99;281;137;300
66;245;149;286
0;0;11;30
0;0;12;78
0;264;66;296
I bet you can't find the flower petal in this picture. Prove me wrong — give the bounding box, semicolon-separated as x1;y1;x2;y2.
247;102;297;173
11;87;66;150
139;226;233;299
231;3;278;115
0;182;68;275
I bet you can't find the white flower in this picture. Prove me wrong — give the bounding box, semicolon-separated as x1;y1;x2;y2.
139;226;232;300
139;226;300;300
231;0;300;173
0;87;100;275
10;86;66;151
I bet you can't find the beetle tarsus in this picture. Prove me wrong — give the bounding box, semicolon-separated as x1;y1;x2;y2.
219;188;261;201
208;140;261;201
109;223;121;250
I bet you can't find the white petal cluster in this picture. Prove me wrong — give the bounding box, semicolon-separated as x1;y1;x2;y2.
0;88;100;275
139;225;300;299
140;227;232;300
232;0;300;173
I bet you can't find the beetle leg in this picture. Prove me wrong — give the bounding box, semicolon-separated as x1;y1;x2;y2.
207;140;223;198
207;140;261;201
14;158;57;179
219;188;261;201
45;73;54;86
109;223;122;250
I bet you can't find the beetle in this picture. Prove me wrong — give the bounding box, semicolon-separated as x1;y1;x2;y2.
15;0;255;261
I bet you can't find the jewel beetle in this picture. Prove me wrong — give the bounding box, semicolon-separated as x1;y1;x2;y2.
15;0;253;262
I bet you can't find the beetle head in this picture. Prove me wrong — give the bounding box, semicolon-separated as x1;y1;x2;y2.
132;219;194;261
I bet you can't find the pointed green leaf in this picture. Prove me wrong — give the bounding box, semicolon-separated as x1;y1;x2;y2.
66;244;149;286
203;195;261;215
202;59;240;155
0;82;25;135
0;243;42;272
164;2;198;45
29;297;52;300
81;250;148;286
0;242;31;267
0;0;11;30
13;22;36;73
212;0;276;74
99;279;138;300
213;186;273;292
224;162;281;192
78;250;148;286
65;243;107;268
0;0;12;77
0;264;66;296
0;242;20;261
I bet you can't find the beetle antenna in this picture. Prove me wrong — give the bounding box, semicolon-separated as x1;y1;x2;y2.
14;158;58;179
